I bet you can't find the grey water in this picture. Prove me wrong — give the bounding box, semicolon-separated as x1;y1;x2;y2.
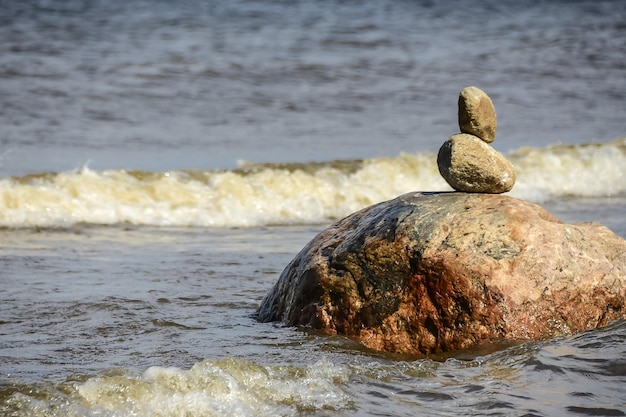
1;0;626;416
1;0;625;176
1;218;625;416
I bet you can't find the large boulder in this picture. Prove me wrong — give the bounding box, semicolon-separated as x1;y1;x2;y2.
257;192;626;355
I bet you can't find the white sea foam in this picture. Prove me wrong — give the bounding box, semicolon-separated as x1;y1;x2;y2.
508;138;626;202
7;358;350;417
0;138;624;228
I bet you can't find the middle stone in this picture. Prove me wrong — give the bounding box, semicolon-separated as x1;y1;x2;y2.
437;133;516;194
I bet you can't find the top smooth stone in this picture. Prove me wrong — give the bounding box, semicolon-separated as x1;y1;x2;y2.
458;86;497;143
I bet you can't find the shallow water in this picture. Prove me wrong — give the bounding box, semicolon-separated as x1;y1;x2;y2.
1;0;625;415
1;221;625;416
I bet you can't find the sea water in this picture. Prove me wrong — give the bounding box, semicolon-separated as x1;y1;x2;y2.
1;0;625;416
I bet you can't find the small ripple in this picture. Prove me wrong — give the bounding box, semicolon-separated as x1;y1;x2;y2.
566;406;625;416
570;391;595;398
463;384;484;393
150;319;204;330
176;295;212;305
366;389;390;399
525;358;566;374
600;361;626;377
396;389;455;402
468;399;516;410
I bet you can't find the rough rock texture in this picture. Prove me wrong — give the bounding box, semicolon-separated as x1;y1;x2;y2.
257;192;626;355
458;86;497;143
437;133;516;193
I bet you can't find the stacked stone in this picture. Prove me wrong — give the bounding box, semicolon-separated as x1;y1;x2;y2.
437;86;516;194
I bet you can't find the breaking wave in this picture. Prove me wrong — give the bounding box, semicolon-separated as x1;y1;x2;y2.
1;138;624;228
1;358;352;417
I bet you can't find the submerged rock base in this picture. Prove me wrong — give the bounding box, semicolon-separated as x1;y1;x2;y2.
257;192;626;355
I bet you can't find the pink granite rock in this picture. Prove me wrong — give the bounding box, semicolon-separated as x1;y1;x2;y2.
257;192;626;355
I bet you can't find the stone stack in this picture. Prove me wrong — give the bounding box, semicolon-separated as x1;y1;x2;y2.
437;86;516;194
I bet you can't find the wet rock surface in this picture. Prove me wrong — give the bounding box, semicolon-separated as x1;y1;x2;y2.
257;192;626;355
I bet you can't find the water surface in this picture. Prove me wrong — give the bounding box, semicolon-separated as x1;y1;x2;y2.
1;0;625;415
